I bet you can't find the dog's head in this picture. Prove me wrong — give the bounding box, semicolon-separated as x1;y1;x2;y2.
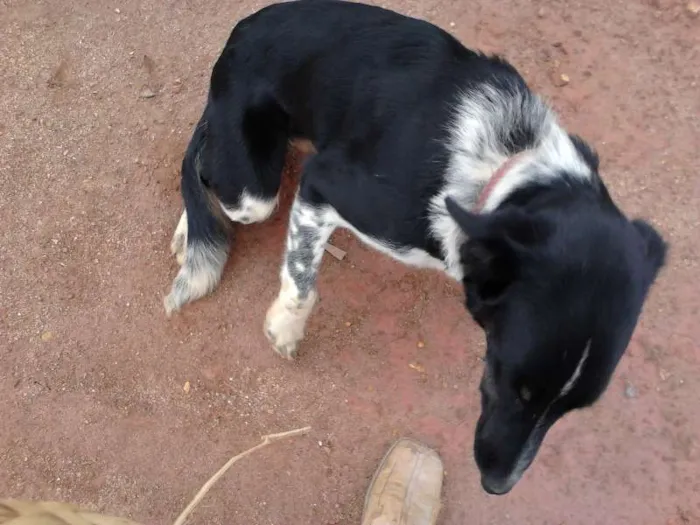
446;193;667;494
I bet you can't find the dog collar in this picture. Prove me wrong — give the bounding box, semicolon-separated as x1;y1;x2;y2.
474;154;525;212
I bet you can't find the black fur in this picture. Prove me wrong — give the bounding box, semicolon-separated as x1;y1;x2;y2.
452;181;667;492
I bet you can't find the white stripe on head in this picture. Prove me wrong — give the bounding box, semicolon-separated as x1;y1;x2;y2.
501;339;593;492
559;339;592;398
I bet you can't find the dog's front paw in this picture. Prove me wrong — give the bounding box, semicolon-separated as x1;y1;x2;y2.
170;210;188;266
263;298;309;360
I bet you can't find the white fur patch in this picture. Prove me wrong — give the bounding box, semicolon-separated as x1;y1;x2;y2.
290;201;447;277
324;208;447;273
290;199;446;273
221;190;278;224
264;265;318;359
289;138;317;155
170;210;188;266
428;85;595;280
558;339;591;397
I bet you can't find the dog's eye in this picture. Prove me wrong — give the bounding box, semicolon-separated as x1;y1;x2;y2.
519;386;532;402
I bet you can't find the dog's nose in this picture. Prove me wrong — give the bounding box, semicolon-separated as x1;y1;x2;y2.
480;475;512;495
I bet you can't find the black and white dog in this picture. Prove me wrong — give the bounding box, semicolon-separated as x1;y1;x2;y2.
164;0;667;495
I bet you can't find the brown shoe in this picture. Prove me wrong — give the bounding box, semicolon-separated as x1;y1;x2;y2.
361;438;444;525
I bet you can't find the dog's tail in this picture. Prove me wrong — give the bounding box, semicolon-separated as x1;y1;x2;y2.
164;118;230;315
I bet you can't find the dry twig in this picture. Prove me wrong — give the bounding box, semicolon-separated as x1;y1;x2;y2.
324;242;347;261
172;426;312;525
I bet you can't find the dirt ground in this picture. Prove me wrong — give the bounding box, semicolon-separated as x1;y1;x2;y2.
1;0;698;524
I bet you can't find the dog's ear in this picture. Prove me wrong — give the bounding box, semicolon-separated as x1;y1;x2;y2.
568;133;600;173
461;236;520;308
446;197;550;306
631;219;668;279
445;197;490;238
446;197;551;248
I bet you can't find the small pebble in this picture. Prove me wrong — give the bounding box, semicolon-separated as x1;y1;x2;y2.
183;381;191;393
114;8;120;14
624;382;638;399
408;362;425;373
139;88;156;99
687;1;700;16
550;72;570;87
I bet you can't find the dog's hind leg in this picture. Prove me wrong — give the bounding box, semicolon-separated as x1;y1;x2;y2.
165;69;291;315
164;119;230;316
213;93;290;226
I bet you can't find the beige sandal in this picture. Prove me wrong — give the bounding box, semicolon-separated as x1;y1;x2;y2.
361;438;445;525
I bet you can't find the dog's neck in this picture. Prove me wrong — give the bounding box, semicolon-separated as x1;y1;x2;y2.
474;153;527;213
430;88;596;280
476;130;595;214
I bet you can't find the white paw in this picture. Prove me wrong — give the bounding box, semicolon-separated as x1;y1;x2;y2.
170;210;188;266
263;293;316;360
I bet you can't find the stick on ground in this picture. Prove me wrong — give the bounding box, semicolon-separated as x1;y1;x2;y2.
324;242;347;261
173;426;312;525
